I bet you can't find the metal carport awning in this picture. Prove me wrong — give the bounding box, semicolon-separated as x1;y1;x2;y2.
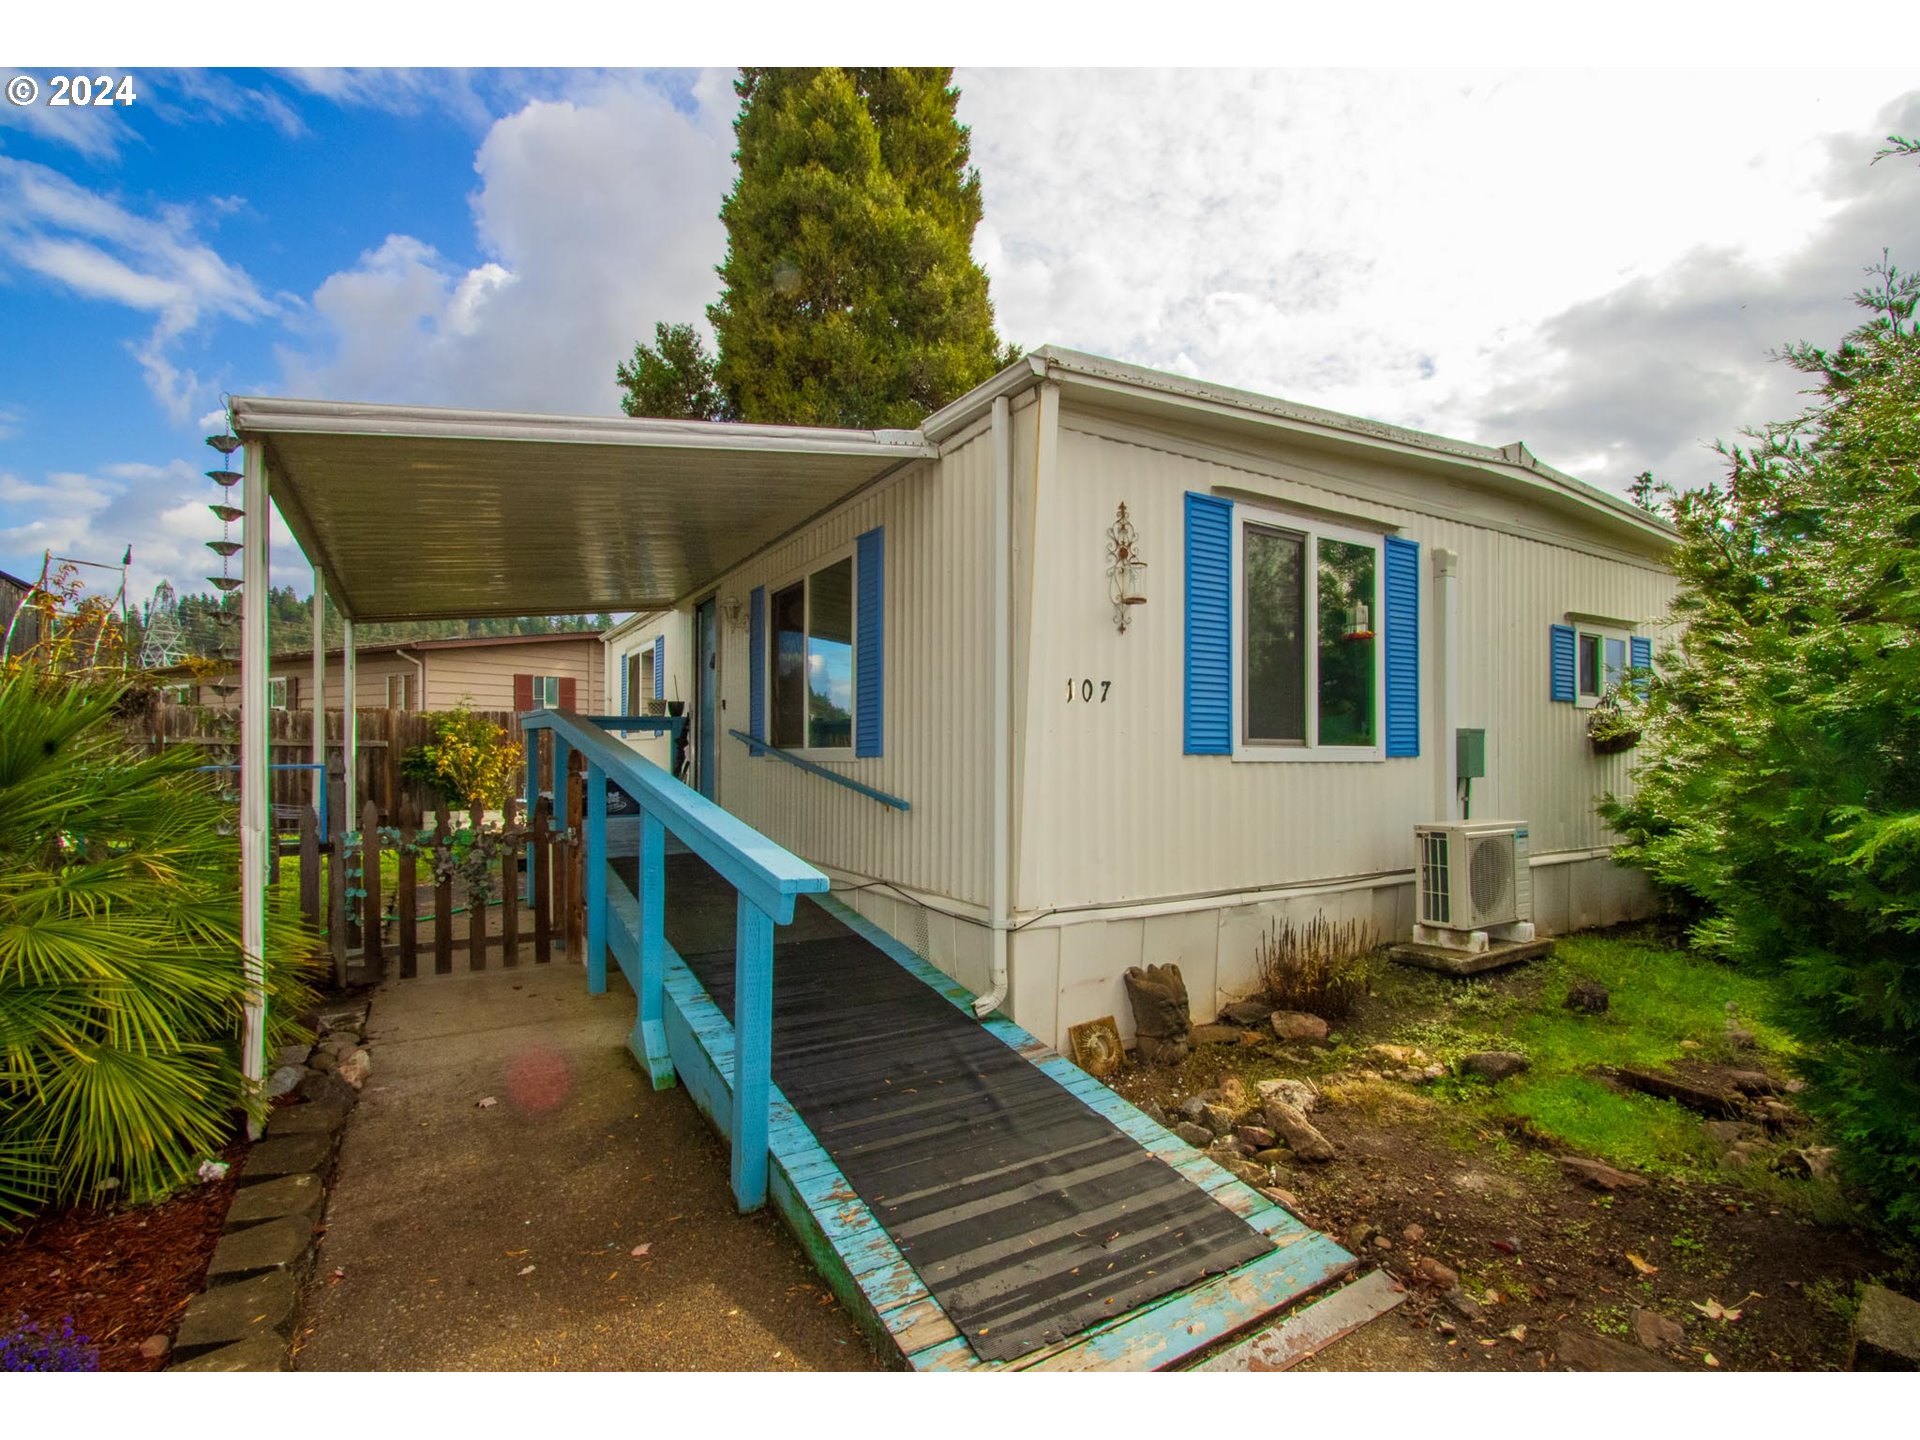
230;395;938;622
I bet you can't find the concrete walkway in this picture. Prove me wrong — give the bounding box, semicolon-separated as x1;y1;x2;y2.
293;963;878;1371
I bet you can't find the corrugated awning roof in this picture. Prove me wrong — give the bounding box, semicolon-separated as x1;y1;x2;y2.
231;396;936;623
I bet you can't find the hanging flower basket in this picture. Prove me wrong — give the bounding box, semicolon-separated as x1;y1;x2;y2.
1586;689;1641;754
1589;728;1640;756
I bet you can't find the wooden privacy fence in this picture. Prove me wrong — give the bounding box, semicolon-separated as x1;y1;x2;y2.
276;747;590;985
145;701;524;832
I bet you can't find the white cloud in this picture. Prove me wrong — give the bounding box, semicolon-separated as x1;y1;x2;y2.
277;69;736;413
958;68;1920;492
0;158;275;421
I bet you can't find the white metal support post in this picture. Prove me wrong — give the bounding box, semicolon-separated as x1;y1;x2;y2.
239;439;271;1131
312;567;328;826
341;615;358;826
1433;548;1460;821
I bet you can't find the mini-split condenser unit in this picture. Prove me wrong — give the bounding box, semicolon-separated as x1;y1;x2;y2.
1415;821;1531;931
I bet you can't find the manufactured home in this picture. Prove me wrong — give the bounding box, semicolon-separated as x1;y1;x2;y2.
620;349;1675;1050
224;348;1676;1368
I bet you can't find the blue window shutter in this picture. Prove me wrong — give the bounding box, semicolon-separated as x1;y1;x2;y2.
1550;623;1576;702
856;526;884;757
619;654;628;714
653;635;664;700
1184;492;1233;755
1629;634;1652;698
749;587;766;742
1383;535;1419;757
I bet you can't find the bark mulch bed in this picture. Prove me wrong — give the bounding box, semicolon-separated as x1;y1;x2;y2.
0;1139;246;1371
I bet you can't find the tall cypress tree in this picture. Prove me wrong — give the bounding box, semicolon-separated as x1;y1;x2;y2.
617;68;1013;428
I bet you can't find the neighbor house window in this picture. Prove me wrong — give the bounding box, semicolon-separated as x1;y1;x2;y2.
527;675;561;709
1236;509;1383;758
386;673;412;709
267;676;289;710
769;554;854;751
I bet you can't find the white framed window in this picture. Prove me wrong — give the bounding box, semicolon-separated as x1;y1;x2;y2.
266;676;289;710
386;673;412;709
1231;505;1385;762
767;550;855;754
1574;626;1629;708
528;675;561;709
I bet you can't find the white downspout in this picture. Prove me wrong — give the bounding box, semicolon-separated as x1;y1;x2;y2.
395;646;427;710
1433;547;1460;820
239;440;270;1131
973;394;1014;1019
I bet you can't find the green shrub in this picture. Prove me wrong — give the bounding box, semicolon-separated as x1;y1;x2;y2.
1602;256;1920;1236
0;676;319;1228
399;703;520;811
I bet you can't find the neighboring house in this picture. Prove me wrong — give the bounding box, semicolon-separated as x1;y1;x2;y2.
0;567;41;657
157;631;609;712
636;349;1678;1051
601;609;685;774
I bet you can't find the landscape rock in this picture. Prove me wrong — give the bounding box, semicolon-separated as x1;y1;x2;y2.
1373;1235;1394;1251
1701;1119;1750;1152
1366;1043;1425;1068
1210;1073;1251;1111
1256;1077;1319;1115
1775;1145;1837;1180
1270;1010;1329;1043
1759;1100;1804;1132
1262;1099;1336;1163
317;1032;360;1059
1557;1155;1648;1191
1412;1256;1458;1290
1235;1125;1276;1151
207;1218;313;1279
1220;1156;1269;1187
138;1333;170;1361
1188;1024;1240;1047
295;1070;359;1110
308;1049;339;1074
169;1336;288;1372
1552;1327;1678;1371
264;1065;307;1099
1563;978;1610;1014
1261;1186;1303;1212
1443;1287;1483;1321
1345;1221;1378;1252
1719;1141;1764;1172
335;1048;372;1089
243;1130;333;1179
1179;1095;1209;1123
224;1172;326;1227
1200;1103;1238;1136
1612;1066;1741;1119
173;1271;298;1351
1726;1026;1758;1049
1631;1307;1687;1353
264;1098;349;1138
1252;1148;1289;1167
1726;1069;1780;1095
1174;1122;1213;1149
1851;1284;1920;1371
1402;1223;1425;1245
1220;998;1274;1027
1460;1051;1530;1082
1139;1099;1169;1127
273;1044;312;1069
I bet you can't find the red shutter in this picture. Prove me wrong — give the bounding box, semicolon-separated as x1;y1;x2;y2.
513;673;533;711
558;677;577;712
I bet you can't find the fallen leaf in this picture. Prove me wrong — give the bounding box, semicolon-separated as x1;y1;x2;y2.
477;1096;497;1108
1691;1298;1742;1322
518;1265;536;1276
1505;1325;1528;1342
326;1267;346;1285
1626;1252;1659;1275
630;1243;651;1257
1703;1352;1720;1367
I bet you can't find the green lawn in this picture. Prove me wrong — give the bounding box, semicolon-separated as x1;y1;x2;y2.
1364;931;1800;1177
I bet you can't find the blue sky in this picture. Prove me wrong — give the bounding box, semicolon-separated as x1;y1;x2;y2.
3;57;1916;613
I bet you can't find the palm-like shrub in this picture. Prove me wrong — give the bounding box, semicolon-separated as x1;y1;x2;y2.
0;676;318;1228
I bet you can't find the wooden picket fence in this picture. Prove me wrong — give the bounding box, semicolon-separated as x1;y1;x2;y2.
281;749;589;984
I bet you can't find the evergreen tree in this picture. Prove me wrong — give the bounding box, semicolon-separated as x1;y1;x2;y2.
615;322;733;421
1602;252;1920;1234
617;68;1014;429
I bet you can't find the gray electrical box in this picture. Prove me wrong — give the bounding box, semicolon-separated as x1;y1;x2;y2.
1456;727;1487;780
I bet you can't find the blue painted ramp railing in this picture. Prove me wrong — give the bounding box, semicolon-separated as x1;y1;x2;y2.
520;709;826;1211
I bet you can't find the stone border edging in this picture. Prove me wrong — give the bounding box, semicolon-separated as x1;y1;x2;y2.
165;999;373;1372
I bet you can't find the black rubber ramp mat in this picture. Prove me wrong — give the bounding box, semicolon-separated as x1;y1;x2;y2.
655;855;1271;1363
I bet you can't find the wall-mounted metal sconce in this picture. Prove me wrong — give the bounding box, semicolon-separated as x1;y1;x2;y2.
720;594;748;633
1106;501;1147;633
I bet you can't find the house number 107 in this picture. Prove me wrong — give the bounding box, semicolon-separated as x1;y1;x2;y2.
1066;679;1112;703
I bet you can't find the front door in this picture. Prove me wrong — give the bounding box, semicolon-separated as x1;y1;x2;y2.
695;596;718;799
